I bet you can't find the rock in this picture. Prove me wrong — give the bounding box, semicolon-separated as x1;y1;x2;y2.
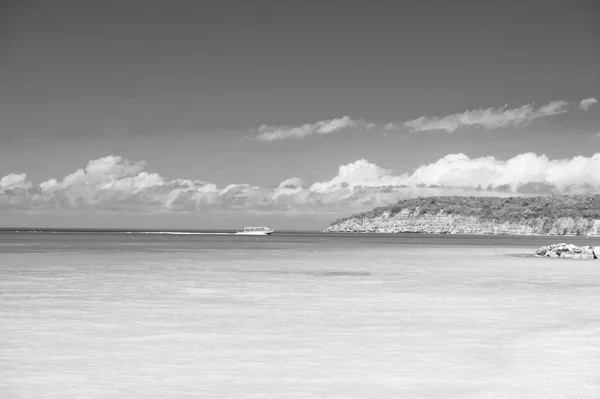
534;243;599;260
581;246;594;256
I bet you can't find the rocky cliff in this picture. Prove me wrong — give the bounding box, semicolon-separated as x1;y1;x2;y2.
325;195;600;236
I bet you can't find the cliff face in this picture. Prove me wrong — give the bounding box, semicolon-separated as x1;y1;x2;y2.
325;209;600;236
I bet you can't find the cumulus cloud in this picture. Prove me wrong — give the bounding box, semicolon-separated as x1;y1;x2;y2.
579;98;598;111
254;116;373;141
406;152;600;191
383;123;399;131
3;153;600;214
310;160;409;193
403;100;569;133
0;173;32;191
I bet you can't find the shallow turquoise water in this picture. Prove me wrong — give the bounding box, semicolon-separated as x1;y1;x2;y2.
1;230;597;253
1;233;599;398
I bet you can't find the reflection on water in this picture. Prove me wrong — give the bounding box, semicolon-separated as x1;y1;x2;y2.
1;234;600;398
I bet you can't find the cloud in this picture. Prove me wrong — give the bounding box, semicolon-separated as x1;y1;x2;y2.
403;100;569;133
254;116;373;141
383;123;399;131
254;97;587;138
0;173;32;191
406;152;600;191
3;153;600;214
310;160;409;193
579;98;598;111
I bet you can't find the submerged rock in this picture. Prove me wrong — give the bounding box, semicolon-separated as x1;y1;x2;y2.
534;243;599;259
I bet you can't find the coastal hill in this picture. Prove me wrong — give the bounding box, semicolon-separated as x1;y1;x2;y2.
325;195;600;236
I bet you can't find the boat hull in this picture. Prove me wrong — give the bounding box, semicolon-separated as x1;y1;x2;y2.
235;230;273;235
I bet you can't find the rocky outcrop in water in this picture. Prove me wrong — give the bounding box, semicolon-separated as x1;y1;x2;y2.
534;244;600;259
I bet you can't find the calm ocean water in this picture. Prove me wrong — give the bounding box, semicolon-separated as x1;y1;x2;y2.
1;231;600;398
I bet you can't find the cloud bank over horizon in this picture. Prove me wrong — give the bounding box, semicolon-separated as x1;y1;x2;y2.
3;153;600;215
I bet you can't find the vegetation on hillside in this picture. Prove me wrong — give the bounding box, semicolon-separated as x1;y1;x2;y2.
330;195;600;226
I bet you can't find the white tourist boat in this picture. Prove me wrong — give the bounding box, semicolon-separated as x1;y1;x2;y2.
235;226;274;235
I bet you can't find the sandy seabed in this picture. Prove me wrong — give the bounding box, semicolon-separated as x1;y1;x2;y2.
1;245;599;399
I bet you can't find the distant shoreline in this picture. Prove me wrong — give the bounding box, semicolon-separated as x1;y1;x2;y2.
1;228;598;239
0;228;321;235
326;195;600;237
0;228;235;234
321;230;600;238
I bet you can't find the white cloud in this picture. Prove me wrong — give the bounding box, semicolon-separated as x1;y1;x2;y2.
407;152;600;191
579;98;598;111
254;116;372;141
310;160;409;193
3;153;600;214
0;173;32;191
254;97;589;139
403;100;569;133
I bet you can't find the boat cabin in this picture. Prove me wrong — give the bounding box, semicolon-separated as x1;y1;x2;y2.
243;226;271;232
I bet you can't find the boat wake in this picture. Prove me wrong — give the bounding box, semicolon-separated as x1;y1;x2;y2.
130;232;235;235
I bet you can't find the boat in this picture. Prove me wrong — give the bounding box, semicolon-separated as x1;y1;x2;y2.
235;226;274;235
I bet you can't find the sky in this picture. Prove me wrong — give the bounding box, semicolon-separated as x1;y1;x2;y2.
1;0;599;229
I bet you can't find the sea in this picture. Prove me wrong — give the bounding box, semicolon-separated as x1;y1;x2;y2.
1;230;599;399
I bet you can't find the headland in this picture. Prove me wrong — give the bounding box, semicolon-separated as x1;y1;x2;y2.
325;195;600;236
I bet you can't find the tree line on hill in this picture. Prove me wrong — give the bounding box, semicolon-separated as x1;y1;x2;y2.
331;195;600;226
